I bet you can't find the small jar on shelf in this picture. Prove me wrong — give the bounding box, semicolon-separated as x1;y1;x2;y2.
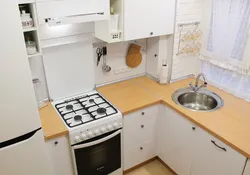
24;33;37;55
19;5;34;29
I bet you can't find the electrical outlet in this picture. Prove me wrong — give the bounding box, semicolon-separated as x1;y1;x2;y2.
114;66;132;74
121;67;126;73
114;68;120;74
125;67;132;72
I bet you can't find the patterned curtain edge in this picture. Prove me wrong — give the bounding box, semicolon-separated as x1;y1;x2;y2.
199;54;250;75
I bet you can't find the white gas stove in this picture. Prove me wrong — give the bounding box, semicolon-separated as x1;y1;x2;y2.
45;40;123;174
52;90;122;145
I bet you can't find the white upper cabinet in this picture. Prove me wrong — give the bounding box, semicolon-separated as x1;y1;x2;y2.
36;0;110;25
157;105;196;175
123;0;176;41
191;128;246;175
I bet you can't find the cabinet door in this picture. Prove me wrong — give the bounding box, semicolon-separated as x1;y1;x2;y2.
124;0;175;41
123;105;158;150
124;141;155;170
46;135;74;175
191;129;246;175
123;105;158;170
157;106;196;175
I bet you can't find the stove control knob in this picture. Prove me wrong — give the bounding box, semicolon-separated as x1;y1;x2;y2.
94;129;100;135
81;134;87;140
87;131;94;138
107;125;113;131
101;127;107;133
74;136;81;142
113;122;119;129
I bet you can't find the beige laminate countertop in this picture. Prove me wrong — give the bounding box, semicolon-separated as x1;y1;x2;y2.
39;102;68;140
38;75;250;159
97;76;250;159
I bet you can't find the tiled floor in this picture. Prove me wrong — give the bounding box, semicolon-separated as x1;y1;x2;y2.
125;160;174;175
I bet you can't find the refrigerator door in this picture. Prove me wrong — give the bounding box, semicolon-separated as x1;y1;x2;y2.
0;1;42;142
0;129;52;175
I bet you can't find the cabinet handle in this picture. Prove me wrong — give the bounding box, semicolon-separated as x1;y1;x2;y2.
54;141;58;145
141;112;145;115
192;127;196;131
141;125;144;128
150;32;153;35
154;54;158;57
140;147;143;150
211;140;226;151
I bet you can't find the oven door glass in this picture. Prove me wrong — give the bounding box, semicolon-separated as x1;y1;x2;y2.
73;129;121;175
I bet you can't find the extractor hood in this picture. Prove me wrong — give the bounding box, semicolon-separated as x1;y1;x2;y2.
36;0;110;26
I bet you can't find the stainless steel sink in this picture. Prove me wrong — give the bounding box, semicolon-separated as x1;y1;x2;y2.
172;87;224;112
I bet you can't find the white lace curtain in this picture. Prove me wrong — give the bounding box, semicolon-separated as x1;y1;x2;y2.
200;0;250;101
200;0;250;74
201;61;250;101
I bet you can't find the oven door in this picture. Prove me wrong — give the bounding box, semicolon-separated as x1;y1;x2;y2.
72;129;122;175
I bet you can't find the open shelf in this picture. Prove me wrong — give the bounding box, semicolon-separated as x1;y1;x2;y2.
18;0;35;5
95;0;124;43
28;52;42;58
23;27;37;32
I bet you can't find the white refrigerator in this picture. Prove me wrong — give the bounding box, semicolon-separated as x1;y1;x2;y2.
0;1;52;175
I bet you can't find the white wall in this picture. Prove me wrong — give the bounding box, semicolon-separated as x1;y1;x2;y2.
95;39;146;85
146;35;174;81
171;0;203;80
29;22;146;99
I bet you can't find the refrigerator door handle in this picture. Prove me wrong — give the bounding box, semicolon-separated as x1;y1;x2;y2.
0;127;41;149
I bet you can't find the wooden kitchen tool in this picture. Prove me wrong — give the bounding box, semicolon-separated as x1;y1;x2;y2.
126;44;142;68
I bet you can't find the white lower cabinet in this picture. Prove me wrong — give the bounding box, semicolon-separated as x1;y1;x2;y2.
191;128;246;175
123;105;158;170
156;105;196;175
156;105;247;175
46;135;74;175
124;104;247;174
124;141;155;170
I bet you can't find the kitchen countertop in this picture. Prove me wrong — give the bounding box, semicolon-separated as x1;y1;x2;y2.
96;78;161;115
39;102;68;140
97;76;250;159
39;75;250;159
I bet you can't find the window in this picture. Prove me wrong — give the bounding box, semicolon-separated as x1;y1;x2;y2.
199;0;250;101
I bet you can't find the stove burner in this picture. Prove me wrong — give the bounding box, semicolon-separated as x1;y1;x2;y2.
54;93;118;128
74;115;82;121
97;107;107;115
66;104;73;110
89;99;94;103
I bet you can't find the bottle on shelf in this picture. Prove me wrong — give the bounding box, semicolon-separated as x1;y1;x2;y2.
32;78;45;108
110;6;119;33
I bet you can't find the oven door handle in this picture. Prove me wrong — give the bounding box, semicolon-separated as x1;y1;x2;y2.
73;129;122;149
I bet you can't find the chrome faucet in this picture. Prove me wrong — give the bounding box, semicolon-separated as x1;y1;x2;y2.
189;73;208;92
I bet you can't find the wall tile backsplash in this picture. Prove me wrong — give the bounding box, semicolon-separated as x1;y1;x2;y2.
171;0;202;80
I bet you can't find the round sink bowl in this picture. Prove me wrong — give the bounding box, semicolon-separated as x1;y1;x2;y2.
172;87;224;112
